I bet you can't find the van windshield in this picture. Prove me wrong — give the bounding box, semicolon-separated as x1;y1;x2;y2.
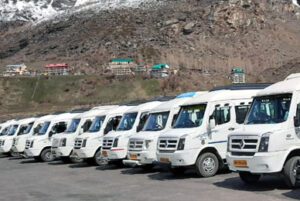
18;122;34;136
65;119;81;133
117;112;138;131
7;125;19;136
38;121;51;135
89;116;106;133
0;127;9;136
143;112;170;131
174;104;207;128
245;94;292;124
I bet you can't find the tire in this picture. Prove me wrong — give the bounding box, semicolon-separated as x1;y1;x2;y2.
170;167;185;175
283;156;300;188
34;156;42;162
94;149;103;166
61;156;71;163
195;152;219;177
239;172;261;184
40;148;55;162
141;164;154;171
86;158;96;165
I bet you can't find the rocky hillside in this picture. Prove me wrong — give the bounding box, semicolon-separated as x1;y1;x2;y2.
0;0;299;81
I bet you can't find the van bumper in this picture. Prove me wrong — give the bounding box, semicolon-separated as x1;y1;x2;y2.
156;149;198;167
226;151;286;173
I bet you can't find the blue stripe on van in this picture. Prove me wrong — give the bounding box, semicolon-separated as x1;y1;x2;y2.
208;140;227;144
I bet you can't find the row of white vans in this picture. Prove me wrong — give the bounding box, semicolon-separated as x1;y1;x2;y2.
0;73;299;187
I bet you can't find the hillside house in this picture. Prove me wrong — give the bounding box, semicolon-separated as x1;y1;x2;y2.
230;68;246;83
151;63;169;78
108;58;135;76
5;64;28;76
44;63;69;76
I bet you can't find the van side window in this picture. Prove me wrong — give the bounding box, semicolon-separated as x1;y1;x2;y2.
235;105;251;124
214;105;231;125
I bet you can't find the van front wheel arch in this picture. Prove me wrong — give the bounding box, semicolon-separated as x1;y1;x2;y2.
195;152;219;177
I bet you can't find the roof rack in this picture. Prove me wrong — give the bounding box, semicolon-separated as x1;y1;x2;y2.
68;108;90;113
51;111;67;115
210;83;272;92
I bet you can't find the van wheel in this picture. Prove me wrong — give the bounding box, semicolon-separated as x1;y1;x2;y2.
141;164;154;171
196;152;219;177
283;156;300;188
86;158;96;165
40;148;55;162
170;167;185;175
61;157;71;163
34;156;42;162
94;150;103;166
239;172;261;184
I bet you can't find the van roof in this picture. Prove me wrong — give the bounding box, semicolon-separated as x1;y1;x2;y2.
151;91;208;113
210;83;272;92
257;74;300;96
125;101;162;113
183;89;260;106
74;106;119;119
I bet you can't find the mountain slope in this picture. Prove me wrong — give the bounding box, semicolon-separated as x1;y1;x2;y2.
0;0;299;81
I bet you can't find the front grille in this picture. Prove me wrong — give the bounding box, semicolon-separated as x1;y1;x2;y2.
230;135;259;153
25;140;31;149
103;138;114;150
74;138;83;149
231;152;256;156
52;139;59;148
128;139;144;151
158;138;178;152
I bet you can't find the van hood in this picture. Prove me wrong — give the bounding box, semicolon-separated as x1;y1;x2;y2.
159;127;199;138
104;130;135;139
130;130;164;141
230;124;285;137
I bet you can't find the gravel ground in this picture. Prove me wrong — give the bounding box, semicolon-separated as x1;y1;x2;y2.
0;154;299;201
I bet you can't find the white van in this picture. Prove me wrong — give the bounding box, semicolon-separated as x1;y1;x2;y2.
51;106;117;163
10;117;39;156
0;120;16;155
72;106;131;165
100;101;162;165
227;74;300;187
24;111;84;162
123;92;207;168
0;119;25;155
155;84;269;177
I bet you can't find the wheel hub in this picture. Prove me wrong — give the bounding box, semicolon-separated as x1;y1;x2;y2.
202;157;215;173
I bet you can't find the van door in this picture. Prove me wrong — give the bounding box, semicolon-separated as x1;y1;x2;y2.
210;102;233;159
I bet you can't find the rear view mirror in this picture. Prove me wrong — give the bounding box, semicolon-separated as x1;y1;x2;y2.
294;111;300;127
209;114;216;129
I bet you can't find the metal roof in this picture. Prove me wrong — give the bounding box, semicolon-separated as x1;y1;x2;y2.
210;83;272;92
112;58;132;62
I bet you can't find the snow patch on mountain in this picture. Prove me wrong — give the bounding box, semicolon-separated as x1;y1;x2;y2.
0;0;158;23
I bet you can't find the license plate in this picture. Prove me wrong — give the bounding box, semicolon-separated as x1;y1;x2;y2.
73;152;78;156
102;151;107;157
233;160;247;167
51;150;56;154
160;158;169;162
130;154;137;159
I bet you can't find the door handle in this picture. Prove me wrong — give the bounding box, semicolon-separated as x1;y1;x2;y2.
228;127;235;131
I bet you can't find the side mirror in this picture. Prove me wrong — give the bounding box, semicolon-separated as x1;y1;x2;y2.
49;131;54;137
294;112;300;127
209;115;216;129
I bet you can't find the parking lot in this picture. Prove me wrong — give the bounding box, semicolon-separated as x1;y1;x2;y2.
0;155;299;201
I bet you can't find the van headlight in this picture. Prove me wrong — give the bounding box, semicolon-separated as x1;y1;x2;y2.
60;138;67;147
113;137;119;147
177;135;187;150
30;140;34;148
258;132;271;152
2;140;5;146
